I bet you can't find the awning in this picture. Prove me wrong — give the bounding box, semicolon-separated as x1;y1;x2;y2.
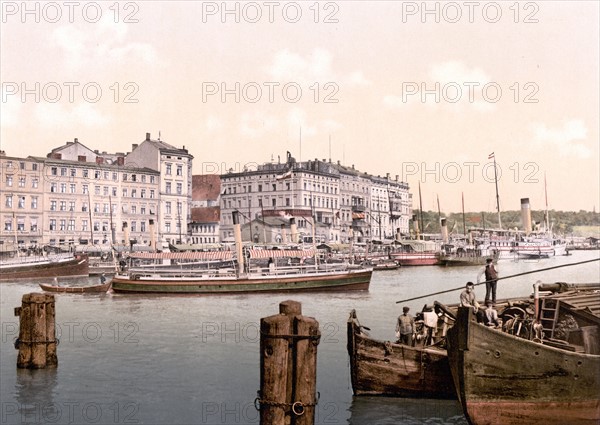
248;249;316;259
129;251;234;260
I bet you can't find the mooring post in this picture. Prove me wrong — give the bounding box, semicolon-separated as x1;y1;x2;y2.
14;293;57;369
259;300;320;425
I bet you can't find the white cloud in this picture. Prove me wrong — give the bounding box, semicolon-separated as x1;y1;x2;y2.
383;94;406;109
268;48;370;87
205;115;223;133
287;108;316;138
429;61;491;85
240;111;278;138
531;120;591;159
0;92;23;128
52;15;157;70
35;103;109;128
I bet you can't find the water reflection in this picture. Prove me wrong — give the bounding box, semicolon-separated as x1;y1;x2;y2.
348;396;467;425
14;368;58;424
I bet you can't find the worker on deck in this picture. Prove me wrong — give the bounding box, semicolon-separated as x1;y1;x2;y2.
396;306;415;346
460;281;485;323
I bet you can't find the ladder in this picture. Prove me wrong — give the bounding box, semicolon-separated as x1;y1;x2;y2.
540;298;560;338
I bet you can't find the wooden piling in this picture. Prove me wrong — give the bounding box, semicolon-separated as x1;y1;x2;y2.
14;293;57;369
259;300;320;425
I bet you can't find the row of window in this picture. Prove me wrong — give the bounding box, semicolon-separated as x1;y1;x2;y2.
49;167;157;184
4;176;39;188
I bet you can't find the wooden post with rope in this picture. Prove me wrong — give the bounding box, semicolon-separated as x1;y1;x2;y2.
258;300;320;425
14;293;57;369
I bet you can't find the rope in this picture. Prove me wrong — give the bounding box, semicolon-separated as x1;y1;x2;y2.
395;257;600;304
254;392;319;416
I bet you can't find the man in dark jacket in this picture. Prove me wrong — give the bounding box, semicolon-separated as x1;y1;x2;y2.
478;258;498;304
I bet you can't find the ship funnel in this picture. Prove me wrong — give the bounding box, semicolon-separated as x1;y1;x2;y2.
520;198;532;235
290;217;298;244
232;211;245;275
149;219;156;251
441;218;449;244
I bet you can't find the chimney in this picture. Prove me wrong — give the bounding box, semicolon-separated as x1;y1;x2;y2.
337;160;340;165
386;173;390;179
74;138;78;143
520;198;532;235
441;218;448;244
132;144;138;151
146;133;151;141
117;157;125;166
352;164;355;170
395;175;399;181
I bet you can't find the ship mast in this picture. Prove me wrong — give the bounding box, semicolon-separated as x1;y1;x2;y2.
490;152;502;228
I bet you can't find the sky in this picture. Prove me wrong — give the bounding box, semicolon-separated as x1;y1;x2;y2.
1;1;599;214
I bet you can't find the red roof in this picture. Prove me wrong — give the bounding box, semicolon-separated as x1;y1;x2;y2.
192;175;221;201
191;206;220;223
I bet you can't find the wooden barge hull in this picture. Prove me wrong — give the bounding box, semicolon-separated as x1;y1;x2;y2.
111;269;372;294
0;255;89;281
447;307;600;425
39;281;111;293
347;311;456;399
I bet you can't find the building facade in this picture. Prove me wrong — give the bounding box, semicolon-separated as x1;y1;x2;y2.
220;153;411;244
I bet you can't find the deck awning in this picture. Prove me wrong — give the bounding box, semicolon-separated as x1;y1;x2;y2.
129;251;234;261
248;249;316;259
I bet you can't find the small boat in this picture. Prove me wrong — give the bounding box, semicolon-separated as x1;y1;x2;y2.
446;282;600;425
347;306;457;399
0;253;89;281
439;251;500;267
39;278;112;293
369;259;400;271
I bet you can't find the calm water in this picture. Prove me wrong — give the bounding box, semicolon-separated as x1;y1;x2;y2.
1;251;599;425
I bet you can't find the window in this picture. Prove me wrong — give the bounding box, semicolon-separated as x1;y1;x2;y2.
272;198;276;207
82;185;89;194
258;184;262;192
150;176;155;184
4;220;12;231
51;167;57;176
6;176;13;187
70;184;76;193
123;174;128;181
113;172;118;181
69;201;75;211
165;163;172;175
176;183;182;195
82;220;88;231
71;168;76;177
150;190;155;199
18;196;25;208
50;200;57;211
112;187;117;196
141;175;146;183
82;203;88;212
131;189;137;198
140;221;146;232
68;220;75;231
122;188;128;198
131;206;137;214
103;187;109;196
141;189;146;198
18;177;25;187
104;171;109;180
32;178;38;188
141;207;146;215
166;202;172;214
31;197;38;209
165;182;171;194
176;165;182;176
103;204;109;213
59;219;66;231
94;170;100;179
49;219;56;231
59;201;66;211
30;219;38;232
272;184;276;191
165;222;171;233
94;204;100;213
60;183;67;193
32;163;38;171
131;221;137;232
83;169;89;178
95;186;100;195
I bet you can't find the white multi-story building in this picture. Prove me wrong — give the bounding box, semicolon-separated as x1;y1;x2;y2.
220;153;411;244
125;133;193;244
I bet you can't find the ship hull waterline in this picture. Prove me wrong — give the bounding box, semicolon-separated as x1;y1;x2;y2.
0;255;89;281
111;269;372;294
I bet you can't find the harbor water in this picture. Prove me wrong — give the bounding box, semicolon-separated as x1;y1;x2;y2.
1;251;599;425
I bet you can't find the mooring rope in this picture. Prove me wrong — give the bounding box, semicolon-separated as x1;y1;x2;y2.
395;257;600;304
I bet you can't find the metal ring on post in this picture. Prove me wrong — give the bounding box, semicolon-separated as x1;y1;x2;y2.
291;401;305;416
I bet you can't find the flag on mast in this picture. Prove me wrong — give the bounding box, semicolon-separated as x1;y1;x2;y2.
276;169;292;180
488;152;495;159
